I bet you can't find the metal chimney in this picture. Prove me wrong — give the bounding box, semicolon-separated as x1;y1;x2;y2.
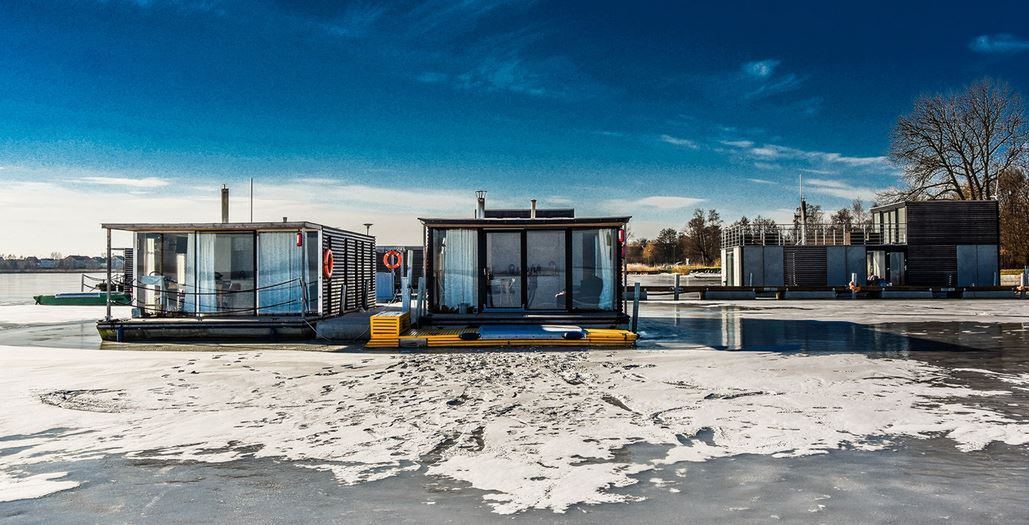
221;185;229;223
475;190;487;218
530;199;537;219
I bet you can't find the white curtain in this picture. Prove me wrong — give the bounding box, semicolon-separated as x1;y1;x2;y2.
258;232;303;314
196;234;218;313
596;229;616;310
181;233;197;313
440;229;477;310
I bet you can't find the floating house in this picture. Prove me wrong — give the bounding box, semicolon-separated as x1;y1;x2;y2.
375;245;424;301
97;219;375;341
720;200;1000;289
418;192;631;325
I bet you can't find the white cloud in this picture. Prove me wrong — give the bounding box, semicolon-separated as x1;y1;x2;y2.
742;59;779;78
74;176;170;188
745;73;803;99
720;139;754;148
637;195;705;209
753;162;780;170
969;34;1029;54
0;169;481;256
722;141;889;169
659;134;699;149
804;178;878;201
747;178;776;185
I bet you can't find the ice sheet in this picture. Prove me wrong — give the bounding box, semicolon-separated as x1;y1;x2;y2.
1;345;1026;513
0;305;133;328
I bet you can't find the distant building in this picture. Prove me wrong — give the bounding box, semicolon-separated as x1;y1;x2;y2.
60;255;94;269
375;245;424;301
721;200;1000;288
37;258;57;269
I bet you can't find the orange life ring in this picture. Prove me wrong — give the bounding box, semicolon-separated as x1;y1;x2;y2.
383;249;403;270
322;249;334;279
849;281;862;293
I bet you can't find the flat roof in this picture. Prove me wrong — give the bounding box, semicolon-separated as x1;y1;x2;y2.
870;200;999;213
101;221;369;238
419;216;630;228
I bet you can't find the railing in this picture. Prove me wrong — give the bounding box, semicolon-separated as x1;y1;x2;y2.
721;223;908;248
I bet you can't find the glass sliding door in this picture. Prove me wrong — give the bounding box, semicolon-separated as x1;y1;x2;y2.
257;232;304;314
197;233;255;315
485;231;522;309
526;230;566;310
304;231;321;314
571;229;616;311
433;229;479;314
135;232;194;315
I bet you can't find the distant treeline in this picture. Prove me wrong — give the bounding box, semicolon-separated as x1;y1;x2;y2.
0;253;125;272
626;201;871;267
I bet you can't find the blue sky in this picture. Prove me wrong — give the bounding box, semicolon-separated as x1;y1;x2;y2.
2;0;1029;255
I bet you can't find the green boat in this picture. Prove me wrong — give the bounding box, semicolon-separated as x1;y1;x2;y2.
33;292;131;306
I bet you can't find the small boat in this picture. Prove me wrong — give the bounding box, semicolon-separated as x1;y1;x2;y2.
33;292;131;306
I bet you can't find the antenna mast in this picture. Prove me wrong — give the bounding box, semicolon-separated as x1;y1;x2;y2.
799;174;808;246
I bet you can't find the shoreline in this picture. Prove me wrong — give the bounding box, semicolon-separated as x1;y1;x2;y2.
0;269;111;274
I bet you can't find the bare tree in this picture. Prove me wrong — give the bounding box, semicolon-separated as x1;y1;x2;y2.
885;78;1029;202
850;200;871;225
998;168;1029;266
682;209;722;266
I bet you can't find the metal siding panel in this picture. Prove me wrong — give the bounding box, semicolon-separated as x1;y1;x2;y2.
826;247;847;286
846;247;867;285
956;245;978;286
763;246;784;286
977;244;998;286
742;245;765;286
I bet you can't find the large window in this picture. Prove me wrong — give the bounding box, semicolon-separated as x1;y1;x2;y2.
526;230;566;310
255;231;321;315
571;229;617;311
433;229;478;313
136;232;194;316
197;233;255;314
486;231;521;309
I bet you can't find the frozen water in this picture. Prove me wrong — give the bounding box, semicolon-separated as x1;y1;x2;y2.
0;285;1027;520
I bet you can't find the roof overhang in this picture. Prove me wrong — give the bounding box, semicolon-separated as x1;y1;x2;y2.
101;221;326;232
418;216;631;229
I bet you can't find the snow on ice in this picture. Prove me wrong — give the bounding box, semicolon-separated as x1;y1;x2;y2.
1;344;1027;513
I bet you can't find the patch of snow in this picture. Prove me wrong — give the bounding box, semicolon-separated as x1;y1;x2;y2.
0;471;80;502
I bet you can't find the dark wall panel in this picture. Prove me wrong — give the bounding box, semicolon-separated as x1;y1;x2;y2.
784;246;827;287
907;245;957;287
906;201;999;246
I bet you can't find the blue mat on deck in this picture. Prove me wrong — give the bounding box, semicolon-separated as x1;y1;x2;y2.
477;325;585;340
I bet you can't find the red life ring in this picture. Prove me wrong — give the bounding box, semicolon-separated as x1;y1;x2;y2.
383;250;403;270
322;249;334;279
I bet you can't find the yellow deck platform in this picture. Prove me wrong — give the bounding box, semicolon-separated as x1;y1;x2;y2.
365;312;637;349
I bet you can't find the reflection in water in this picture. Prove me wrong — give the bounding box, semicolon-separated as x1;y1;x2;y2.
641;304;1029;355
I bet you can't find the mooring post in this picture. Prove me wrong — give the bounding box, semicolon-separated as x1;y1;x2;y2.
415;269;427;326
401;276;411;313
105;227;112;321
673;273;681;301
1022;266;1028;299
631;282;641;333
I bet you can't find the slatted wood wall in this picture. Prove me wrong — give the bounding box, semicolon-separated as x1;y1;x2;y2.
784;246;827;287
906;201;999;245
321;227;376;317
906;245;957;287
